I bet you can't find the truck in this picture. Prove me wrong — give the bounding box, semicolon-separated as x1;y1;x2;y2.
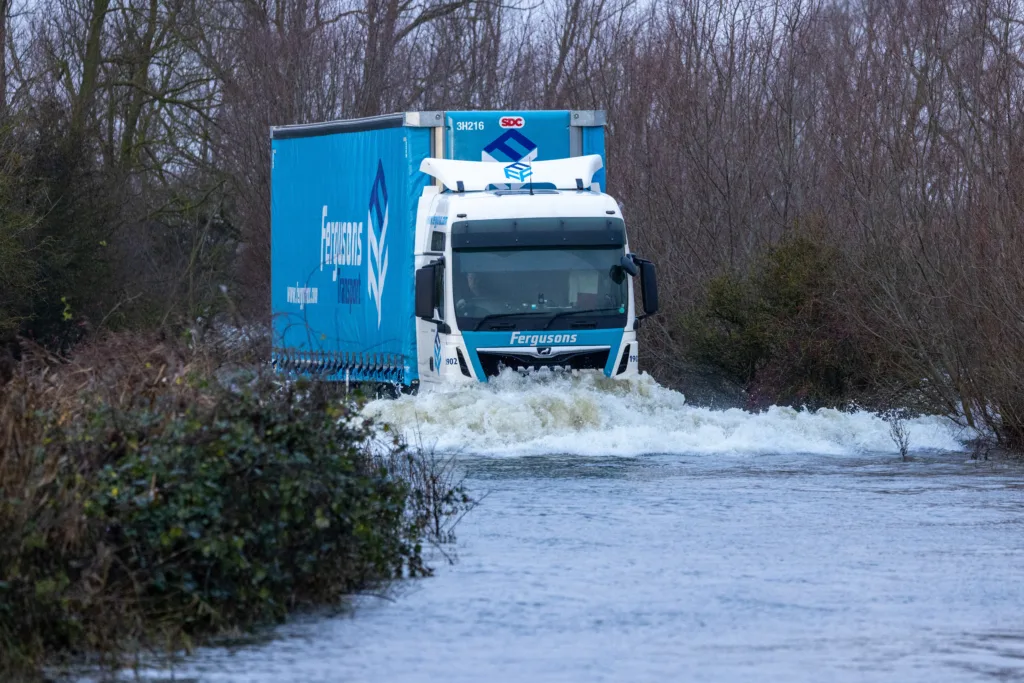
270;110;658;393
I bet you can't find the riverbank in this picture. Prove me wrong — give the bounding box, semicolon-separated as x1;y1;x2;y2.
0;334;472;681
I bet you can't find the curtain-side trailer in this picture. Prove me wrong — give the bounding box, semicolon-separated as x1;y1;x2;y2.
270;110;658;393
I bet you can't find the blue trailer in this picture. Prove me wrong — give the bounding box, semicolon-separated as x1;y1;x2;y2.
270;110;657;392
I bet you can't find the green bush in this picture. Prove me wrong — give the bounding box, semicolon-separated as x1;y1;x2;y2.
683;234;870;407
0;335;461;677
681;272;768;385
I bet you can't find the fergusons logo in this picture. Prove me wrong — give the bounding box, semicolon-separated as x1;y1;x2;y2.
483;127;538;190
509;331;578;346
367;161;389;328
482;129;538;163
321;206;363;307
504;161;533;182
315;160;388;323
320;207;363;278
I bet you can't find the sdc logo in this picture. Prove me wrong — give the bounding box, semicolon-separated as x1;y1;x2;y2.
499;116;525;129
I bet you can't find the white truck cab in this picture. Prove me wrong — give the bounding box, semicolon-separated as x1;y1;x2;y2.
412;155;658;384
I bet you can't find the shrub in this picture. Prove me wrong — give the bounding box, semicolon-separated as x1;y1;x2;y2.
682;234;872;408
681;272;768;386
0;334;466;677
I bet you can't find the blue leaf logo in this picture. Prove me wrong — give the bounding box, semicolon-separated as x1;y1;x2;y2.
367;161;389;328
433;328;442;373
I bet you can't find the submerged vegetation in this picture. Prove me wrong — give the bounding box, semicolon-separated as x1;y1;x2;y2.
0;333;473;678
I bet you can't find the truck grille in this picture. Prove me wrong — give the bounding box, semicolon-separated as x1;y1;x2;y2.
476;349;609;378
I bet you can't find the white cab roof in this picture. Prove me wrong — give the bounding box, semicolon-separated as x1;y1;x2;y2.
442;189;621;222
421;155;603;192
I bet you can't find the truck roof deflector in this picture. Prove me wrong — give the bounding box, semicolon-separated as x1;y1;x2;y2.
420;155;604;192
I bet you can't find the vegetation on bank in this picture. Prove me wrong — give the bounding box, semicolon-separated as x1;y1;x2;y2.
0;334;473;679
681;235;866;409
1;0;1022;469
674;229;1024;453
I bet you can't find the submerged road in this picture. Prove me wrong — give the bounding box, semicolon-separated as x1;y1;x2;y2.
117;375;1024;682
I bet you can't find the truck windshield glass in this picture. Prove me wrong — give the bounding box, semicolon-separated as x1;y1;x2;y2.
453;247;628;330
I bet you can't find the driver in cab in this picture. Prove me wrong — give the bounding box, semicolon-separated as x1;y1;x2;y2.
456;271;506;316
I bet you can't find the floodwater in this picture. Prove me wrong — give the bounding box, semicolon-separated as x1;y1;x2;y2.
105;373;1024;682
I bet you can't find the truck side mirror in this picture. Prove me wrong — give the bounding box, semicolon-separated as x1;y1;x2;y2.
620;254;639;277
639;260;658;316
415;265;438;320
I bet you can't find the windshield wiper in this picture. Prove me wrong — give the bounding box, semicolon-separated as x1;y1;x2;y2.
544;307;624;330
473;311;542;331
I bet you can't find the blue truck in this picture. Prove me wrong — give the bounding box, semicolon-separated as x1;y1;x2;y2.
270;110;658;392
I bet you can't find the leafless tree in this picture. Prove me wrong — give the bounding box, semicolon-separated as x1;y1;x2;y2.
3;0;1024;446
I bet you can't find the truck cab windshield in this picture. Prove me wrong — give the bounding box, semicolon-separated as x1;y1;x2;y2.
453;247;628;331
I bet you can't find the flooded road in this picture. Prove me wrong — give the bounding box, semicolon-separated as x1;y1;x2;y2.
120;375;1024;682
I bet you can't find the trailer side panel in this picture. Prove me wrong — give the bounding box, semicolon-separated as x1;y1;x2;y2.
270;125;430;385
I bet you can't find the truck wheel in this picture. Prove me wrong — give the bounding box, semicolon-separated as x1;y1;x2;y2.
374;383;401;400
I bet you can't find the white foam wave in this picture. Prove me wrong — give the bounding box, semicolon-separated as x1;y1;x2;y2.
362;371;966;457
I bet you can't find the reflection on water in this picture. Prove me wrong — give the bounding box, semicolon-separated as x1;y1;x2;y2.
945;631;1024;679
97;448;1024;683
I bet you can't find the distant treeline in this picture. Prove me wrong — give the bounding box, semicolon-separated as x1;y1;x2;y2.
1;0;1022;449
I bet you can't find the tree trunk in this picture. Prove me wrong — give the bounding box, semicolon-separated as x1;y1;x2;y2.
120;0;160;168
0;0;9;117
70;0;111;142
